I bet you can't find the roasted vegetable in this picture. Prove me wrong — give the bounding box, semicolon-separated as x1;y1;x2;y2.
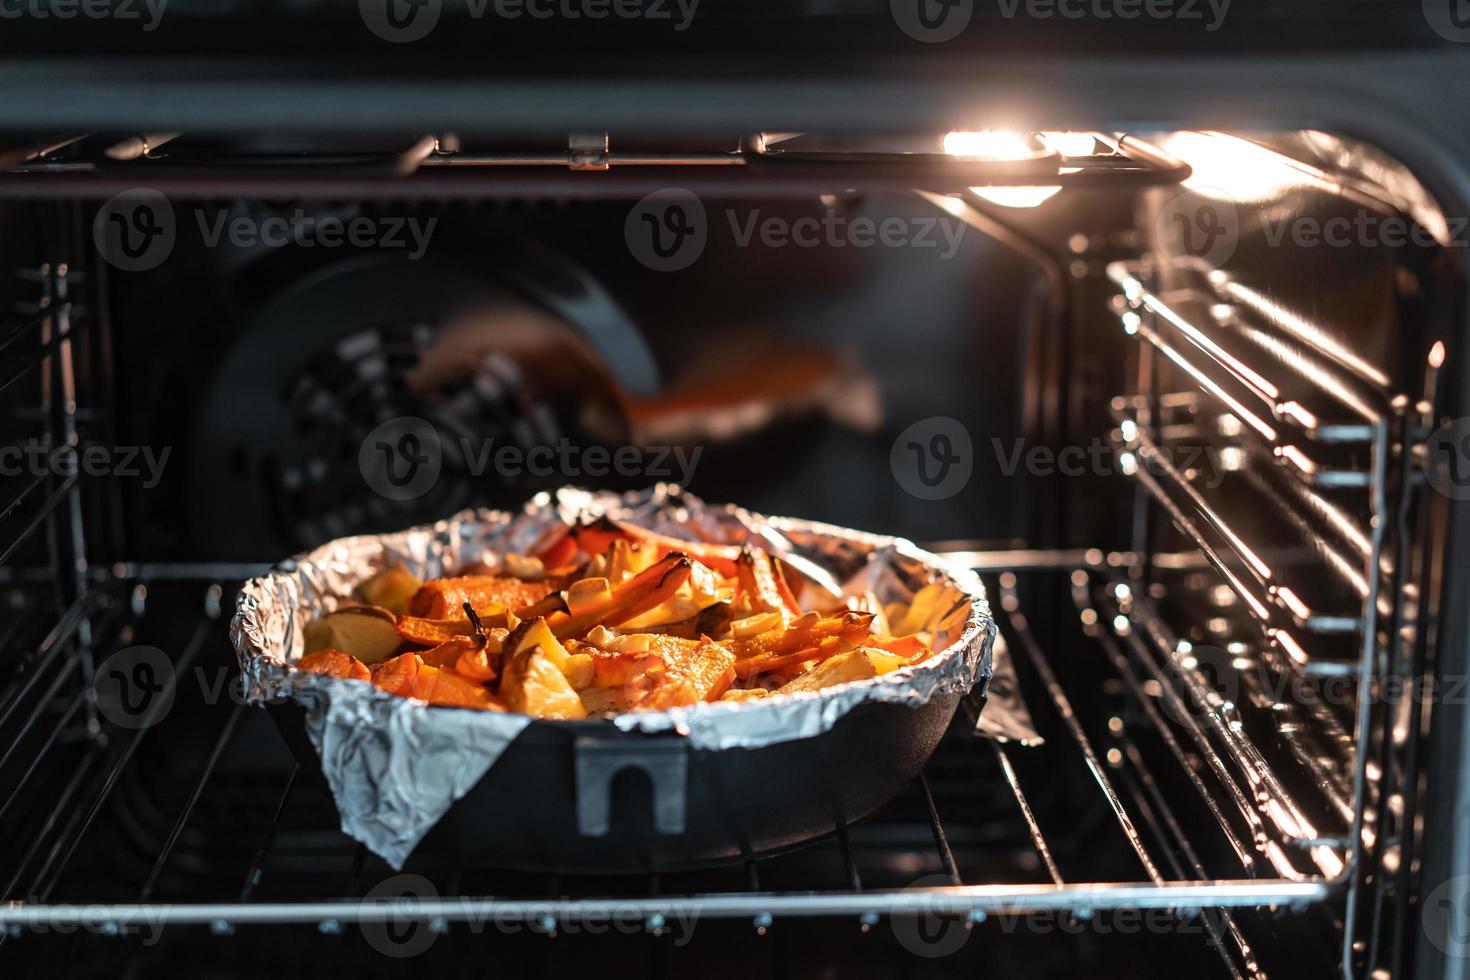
297;648;372;682
776;647;907;694
624;635;736;711
410;575;558;619
303;606;402;665
500;643;587;719
729;610;874;679
355;565;424;617
300;529;952;719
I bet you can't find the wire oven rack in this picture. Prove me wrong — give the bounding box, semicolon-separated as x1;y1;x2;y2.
1105;257;1427;980
1;554;1351;980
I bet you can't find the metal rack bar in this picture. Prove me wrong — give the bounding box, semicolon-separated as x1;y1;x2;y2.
0;591;94;729
1108;262;1384;441
138;703;247;902
19;621;212;901
1097;583;1346;864
989;741;1064;886
918;773;961;886
0;474;77;568
1114;408;1360;636
998;579;1166;886
235;765;301;905
0;880;1334;929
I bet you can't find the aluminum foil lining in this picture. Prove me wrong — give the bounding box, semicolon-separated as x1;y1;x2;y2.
231;485;1002;868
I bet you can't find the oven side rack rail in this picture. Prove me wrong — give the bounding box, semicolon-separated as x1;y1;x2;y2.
0;132;1190;199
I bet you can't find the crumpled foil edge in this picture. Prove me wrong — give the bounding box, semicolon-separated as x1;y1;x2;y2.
230;486;997;868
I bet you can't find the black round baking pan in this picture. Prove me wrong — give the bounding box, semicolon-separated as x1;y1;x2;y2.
268;686;969;874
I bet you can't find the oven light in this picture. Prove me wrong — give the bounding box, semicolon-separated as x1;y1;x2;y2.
943;130;1035;159
1158;131;1320;204
1038;131;1099;158
968;185;1062;208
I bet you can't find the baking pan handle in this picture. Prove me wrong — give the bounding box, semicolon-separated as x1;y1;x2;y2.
574;736;688;836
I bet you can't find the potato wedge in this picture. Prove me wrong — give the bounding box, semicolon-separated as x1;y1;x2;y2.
304;606;402;665
773;648;898;695
355;565;423;617
501;645;587;719
504;616;573;673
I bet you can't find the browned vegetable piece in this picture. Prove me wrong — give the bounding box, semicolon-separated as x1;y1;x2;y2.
297;649;372;682
625;636;737;711
572;516;742;578
545;553;694;641
419;635;499;684
303;606;403;665
409;575;558;619
413;664;504;711
729;610;874;679
355;565;423;616
372;652;422;697
500;640;587;719
396;616;478;648
735;547;797;618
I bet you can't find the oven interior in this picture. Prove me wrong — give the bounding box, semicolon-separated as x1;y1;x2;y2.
0;129;1456;979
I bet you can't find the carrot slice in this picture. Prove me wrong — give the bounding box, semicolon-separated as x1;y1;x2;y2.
297;649;371;682
372;652;421;697
546;553;693;641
